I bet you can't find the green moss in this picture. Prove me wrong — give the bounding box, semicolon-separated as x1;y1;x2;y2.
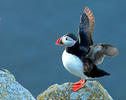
37;81;113;100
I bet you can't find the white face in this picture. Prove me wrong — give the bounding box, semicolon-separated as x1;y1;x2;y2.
62;36;77;47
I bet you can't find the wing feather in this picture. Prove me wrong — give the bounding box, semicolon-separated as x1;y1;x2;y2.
78;7;95;46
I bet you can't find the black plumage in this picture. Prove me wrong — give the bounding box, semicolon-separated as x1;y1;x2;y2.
65;35;110;78
65;7;112;78
56;7;118;79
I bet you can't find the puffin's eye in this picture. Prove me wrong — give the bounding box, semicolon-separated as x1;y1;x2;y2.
65;38;68;40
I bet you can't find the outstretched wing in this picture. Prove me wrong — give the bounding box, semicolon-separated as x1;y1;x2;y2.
78;7;95;47
86;44;119;65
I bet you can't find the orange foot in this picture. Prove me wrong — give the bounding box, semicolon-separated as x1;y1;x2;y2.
72;79;84;85
72;80;87;92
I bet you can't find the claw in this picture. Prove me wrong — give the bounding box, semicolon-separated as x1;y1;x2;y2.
72;84;83;91
72;80;87;92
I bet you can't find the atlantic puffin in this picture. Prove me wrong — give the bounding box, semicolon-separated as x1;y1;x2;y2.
56;7;118;92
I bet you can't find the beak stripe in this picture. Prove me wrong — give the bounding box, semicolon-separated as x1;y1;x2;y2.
56;37;62;45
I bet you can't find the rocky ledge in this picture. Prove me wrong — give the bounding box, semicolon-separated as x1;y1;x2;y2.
0;68;113;100
37;81;113;100
0;69;35;100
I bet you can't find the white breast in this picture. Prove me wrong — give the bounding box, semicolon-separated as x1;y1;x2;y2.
62;50;86;79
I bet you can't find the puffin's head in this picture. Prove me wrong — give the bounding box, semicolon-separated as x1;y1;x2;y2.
56;33;77;47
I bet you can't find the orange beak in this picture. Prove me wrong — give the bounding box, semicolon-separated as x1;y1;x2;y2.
56;37;64;45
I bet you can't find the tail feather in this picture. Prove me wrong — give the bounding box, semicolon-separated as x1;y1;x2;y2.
94;67;110;77
84;58;110;78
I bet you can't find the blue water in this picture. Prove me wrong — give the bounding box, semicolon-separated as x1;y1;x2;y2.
0;0;125;99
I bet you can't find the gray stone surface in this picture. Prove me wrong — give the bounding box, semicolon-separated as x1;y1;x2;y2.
37;81;113;100
0;68;113;100
0;69;35;100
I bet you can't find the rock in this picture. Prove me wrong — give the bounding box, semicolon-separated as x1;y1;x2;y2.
0;68;35;100
37;81;113;100
0;68;113;100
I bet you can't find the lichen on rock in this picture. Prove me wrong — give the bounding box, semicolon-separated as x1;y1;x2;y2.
37;81;113;100
0;68;113;100
0;69;35;100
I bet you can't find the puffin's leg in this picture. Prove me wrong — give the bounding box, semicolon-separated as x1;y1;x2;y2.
72;79;87;92
72;78;84;85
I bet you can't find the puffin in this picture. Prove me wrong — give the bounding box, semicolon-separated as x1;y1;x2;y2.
55;7;118;92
